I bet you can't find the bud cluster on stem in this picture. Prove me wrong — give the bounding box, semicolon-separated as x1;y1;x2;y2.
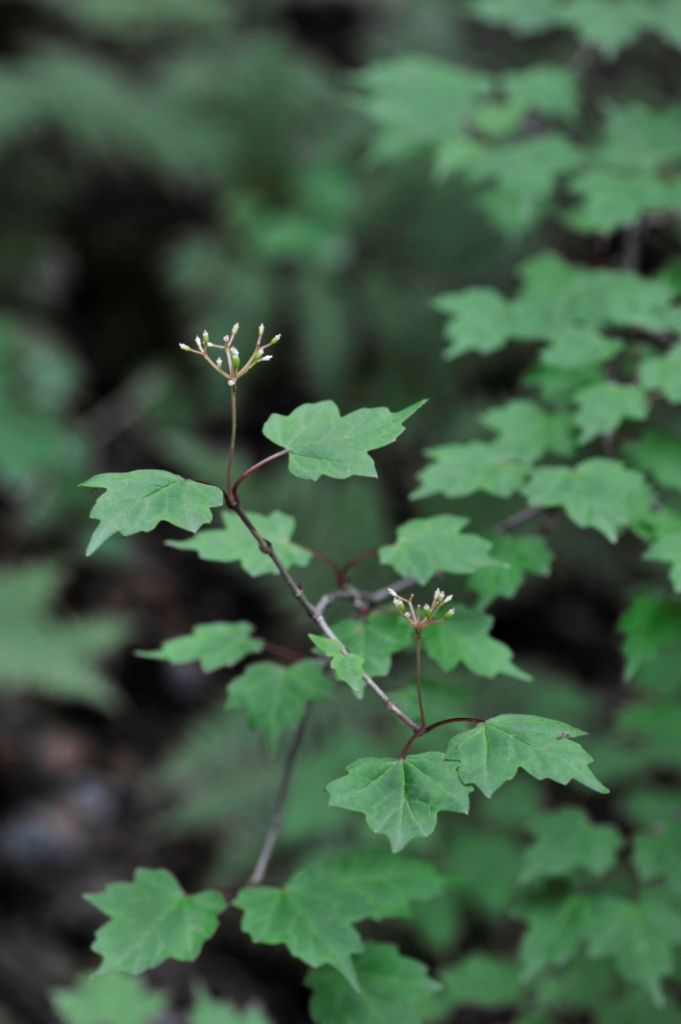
179;322;281;386
388;586;455;630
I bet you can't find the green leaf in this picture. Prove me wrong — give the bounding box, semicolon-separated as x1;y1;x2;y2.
412;442;529;500
262;399;425;481
617;593;681;679
189;986;272;1024
81;470;224;556
306;942;440;1024
356;56;486;163
586;896;681;1006
137;621;263;673
639;509;679;593
0;560;129;708
468;534;553;606
474;64;579;136
573;381;648;443
626;430;681;493
309;634;365;697
225;659;329;753
86;867;226;974
235;884;361;986
51;973;168;1024
433;287;514;360
423;608;531;681
326;753;471;852
641;344;681;404
634;822;681;901
235;851;440;987
168;510;311;577
446;714;608;797
378;514;502;586
539;325;622;370
480;399;576;462
523;458;653;542
519;894;593;980
333;614;412;677
519;807;622;883
433;954;520;1016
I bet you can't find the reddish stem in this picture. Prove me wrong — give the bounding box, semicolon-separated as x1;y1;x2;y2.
399;716;484;760
264;641;304;663
301;545;344;582
232;448;288;500
338;548;378;583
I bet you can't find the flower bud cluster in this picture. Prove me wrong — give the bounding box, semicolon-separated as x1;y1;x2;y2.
179;322;281;385
387;586;455;631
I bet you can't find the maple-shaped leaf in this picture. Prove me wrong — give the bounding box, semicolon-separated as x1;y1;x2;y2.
539;325;622;370
0;560;129;708
641;344;681;405
643;509;679;593
573;381;648;443
51;973;169;1024
86;867;226;974
468;534;553;607
626;430;681;493
137;621;263;673
189;985;272;1024
326;753;471;852
168;510;311;578
423;607;531;681
617;592;681;679
519;894;593;981
81;470;224;556
333;613;412;677
433;287;515;360
523;458;653;542
434;953;520;1016
235;850;445;987
480;399;576;462
474;64;579;137
586;896;681;1006
412;442;529;501
294;850;447;921
225;659;329;753
261;400;425;481
519;807;622;884
633;821;681;899
306;942;441;1024
378;514;502;585
233;875;364;987
446;714;608;797
309;634;365;697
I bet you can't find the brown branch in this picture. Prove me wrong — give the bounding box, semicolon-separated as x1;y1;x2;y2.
226;496;420;733
496;506;543;533
232;447;288;501
399;716;484;759
338;547;378;583
248;707;311;885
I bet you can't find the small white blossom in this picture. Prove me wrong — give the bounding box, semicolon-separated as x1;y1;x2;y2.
179;343;191;351
216;357;223;367
261;354;273;362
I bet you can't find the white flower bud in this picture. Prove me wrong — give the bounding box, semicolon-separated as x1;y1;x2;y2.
179;343;191;351
194;335;202;350
261;354;273;362
445;608;455;618
231;322;240;336
216;357;223;367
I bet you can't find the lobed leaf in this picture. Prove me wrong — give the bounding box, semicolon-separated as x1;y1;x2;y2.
468;534;553;606
168;510;311;577
137;621;263;673
262;399;426;481
81;469;223;556
86;867;226;975
306;942;441;1024
51;973;169;1024
423;607;531;681
225;659;329;753
309;634;365;697
326;753;471;852
378;514;502;586
523;457;653;542
519;806;622;884
446;714;608;797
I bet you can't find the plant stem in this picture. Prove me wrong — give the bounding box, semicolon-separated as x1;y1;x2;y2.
248;707;311;885
226;383;238;500
399;716;484;760
225;497;420;733
338;547;378;583
496;505;542;533
415;629;426;729
232;447;288;501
